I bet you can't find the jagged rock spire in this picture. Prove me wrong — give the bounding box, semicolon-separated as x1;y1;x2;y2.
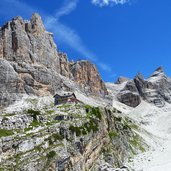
151;66;165;77
155;66;164;72
115;76;129;84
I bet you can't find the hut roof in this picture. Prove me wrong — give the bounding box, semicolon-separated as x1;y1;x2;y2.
54;92;76;98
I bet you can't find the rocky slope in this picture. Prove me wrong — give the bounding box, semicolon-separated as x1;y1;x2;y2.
0;97;146;171
115;67;171;108
0;13;108;107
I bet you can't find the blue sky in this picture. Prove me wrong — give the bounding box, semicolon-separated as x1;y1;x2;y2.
1;0;171;82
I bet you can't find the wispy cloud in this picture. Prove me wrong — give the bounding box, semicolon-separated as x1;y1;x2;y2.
55;0;79;19
98;63;112;72
45;0;114;73
91;0;129;7
44;0;97;62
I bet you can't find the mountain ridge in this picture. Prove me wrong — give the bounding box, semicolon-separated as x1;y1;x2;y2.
0;13;108;107
115;66;171;107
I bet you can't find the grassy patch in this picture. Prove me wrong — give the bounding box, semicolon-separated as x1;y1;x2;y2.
24;127;33;132
46;110;54;115
0;129;14;138
108;131;118;139
2;113;15;117
26;98;38;105
57;104;71;108
129;135;145;153
30;120;40;127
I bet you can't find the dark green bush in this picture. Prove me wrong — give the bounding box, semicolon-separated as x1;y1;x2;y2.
46;151;56;160
27;109;40;121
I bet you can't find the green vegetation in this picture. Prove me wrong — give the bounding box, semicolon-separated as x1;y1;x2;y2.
27;109;41;127
46;133;64;145
129;135;145;154
27;109;41;119
0;129;14;138
46;110;54;115
57;104;71;108
2;113;15;117
30;120;40;127
46;151;56;160
52;133;63;141
85;106;102;120
68;105;102;137
24;127;33;132
69;119;99;137
108;131;118;139
124;117;139;130
26;98;38;105
34;145;41;152
128;123;139;130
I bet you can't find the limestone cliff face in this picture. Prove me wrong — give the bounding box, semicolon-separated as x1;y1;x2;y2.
70;60;108;96
0;14;108;106
117;67;171;108
0;14;65;106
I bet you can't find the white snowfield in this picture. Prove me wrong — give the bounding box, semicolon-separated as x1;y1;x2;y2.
124;101;171;171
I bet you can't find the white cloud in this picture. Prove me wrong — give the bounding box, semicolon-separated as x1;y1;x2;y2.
55;0;78;19
91;0;129;7
44;0;97;62
97;63;112;72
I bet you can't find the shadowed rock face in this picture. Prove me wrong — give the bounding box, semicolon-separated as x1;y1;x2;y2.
117;67;171;108
0;13;108;106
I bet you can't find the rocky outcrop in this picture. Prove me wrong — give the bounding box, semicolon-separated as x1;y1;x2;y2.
0;14;65;106
70;60;108;96
0;14;108;107
117;91;141;108
59;52;71;78
0;100;145;171
115;77;129;84
116;67;171;108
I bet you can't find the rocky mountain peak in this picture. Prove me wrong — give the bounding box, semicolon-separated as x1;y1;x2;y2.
115;76;129;84
29;13;45;35
69;60;108;96
116;66;171;108
0;14;108;106
135;72;144;79
156;66;164;72
150;66;165;77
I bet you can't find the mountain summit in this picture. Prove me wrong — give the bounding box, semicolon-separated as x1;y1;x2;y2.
0;13;108;107
116;67;171;107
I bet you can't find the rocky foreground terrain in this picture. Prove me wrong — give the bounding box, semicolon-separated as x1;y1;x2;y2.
1;13;171;171
0;96;147;171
